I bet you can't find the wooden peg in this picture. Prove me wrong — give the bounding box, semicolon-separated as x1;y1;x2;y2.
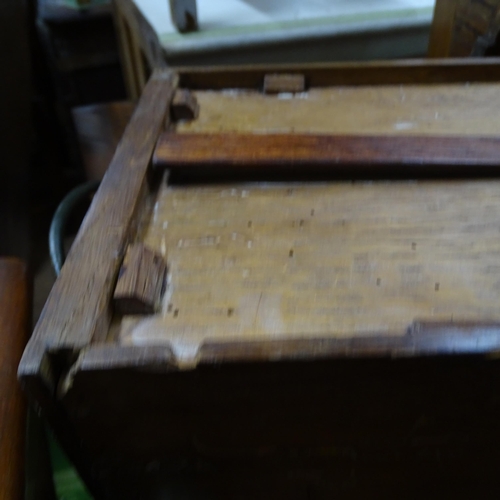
114;244;167;315
263;73;306;94
171;89;199;121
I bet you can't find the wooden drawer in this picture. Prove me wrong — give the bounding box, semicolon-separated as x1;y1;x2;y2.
20;58;500;499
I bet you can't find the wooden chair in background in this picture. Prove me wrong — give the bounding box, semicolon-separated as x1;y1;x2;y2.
428;0;500;57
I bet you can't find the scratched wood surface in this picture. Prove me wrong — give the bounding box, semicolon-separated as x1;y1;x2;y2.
175;83;500;136
119;180;500;365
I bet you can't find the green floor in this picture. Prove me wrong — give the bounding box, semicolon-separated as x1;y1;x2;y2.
49;435;92;500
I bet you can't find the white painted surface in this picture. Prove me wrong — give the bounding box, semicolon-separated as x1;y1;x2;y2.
139;0;435;34
134;0;435;61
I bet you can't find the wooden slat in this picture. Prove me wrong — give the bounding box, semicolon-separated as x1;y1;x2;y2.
177;58;500;89
176;84;500;138
0;258;28;500
62;322;500;373
19;69;177;378
153;133;500;178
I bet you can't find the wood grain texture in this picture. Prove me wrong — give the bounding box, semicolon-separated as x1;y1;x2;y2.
177;58;500;89
174;83;500;137
114;243;167;315
153;133;500;179
121;180;500;367
0;258;28;500
19;69;177;377
263;74;305;94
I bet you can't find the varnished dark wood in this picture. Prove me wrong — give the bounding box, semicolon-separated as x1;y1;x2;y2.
177;58;500;89
154;133;500;179
0;258;28;500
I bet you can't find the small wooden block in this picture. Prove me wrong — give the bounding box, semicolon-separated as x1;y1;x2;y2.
263;73;306;94
171;89;199;121
114;244;167;315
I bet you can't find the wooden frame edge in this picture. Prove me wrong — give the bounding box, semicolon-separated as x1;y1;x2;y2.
198;322;500;365
19;69;178;382
154;133;500;180
176;58;500;89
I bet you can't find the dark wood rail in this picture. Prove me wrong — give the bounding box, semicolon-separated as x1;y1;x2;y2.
154;133;500;180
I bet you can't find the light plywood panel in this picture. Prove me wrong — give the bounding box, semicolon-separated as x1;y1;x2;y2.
122;180;500;365
176;83;500;136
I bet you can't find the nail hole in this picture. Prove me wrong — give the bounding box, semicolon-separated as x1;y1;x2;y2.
311;209;315;216
299;219;304;227
435;283;440;291
167;304;173;312
174;309;179;317
289;249;294;258
287;188;294;196
248;221;252;228
376;278;381;286
412;242;417;250
227;308;234;317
